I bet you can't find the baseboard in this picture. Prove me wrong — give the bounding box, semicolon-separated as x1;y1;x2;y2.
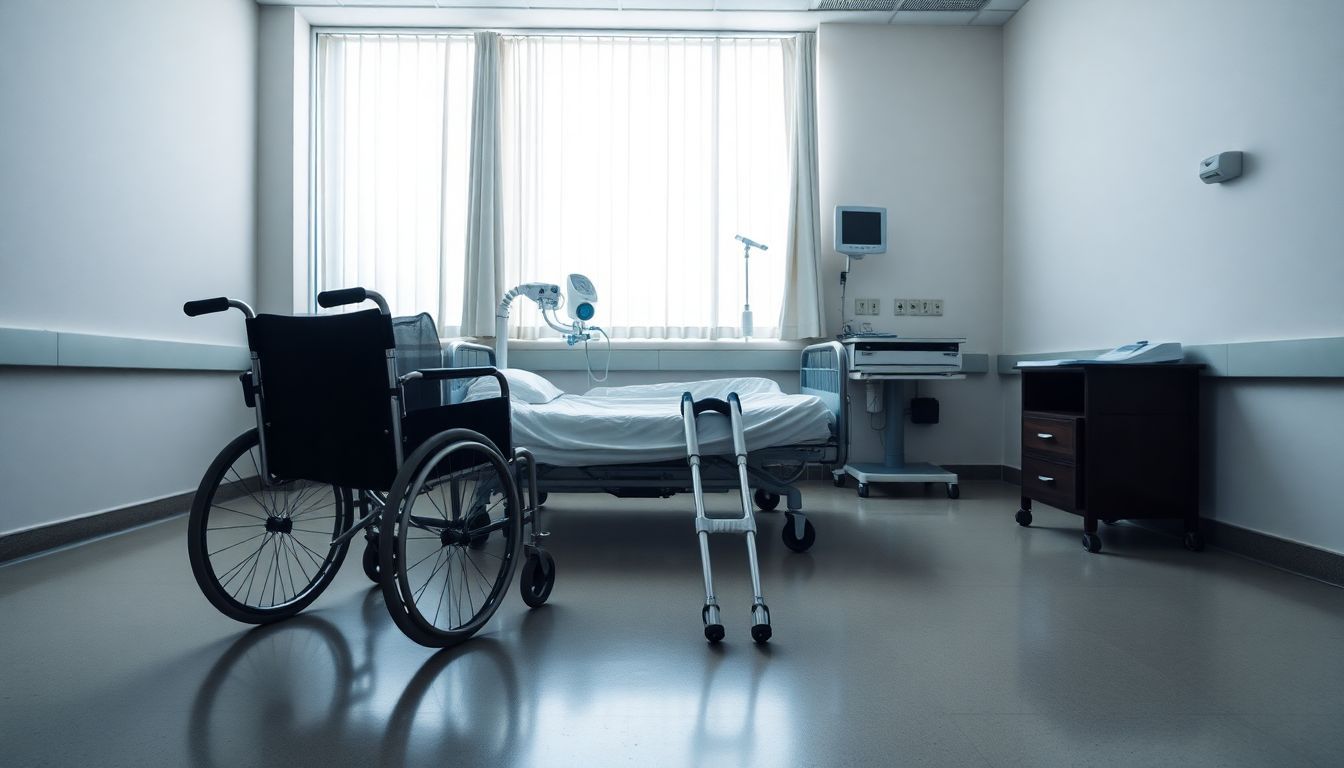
1000;465;1344;587
0;491;193;564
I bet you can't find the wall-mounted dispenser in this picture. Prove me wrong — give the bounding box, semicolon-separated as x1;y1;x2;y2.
1199;151;1243;184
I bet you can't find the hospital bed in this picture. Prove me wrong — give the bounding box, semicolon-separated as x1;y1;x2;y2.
441;340;849;552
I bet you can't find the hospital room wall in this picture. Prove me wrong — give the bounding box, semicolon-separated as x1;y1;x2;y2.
1002;0;1344;553
816;24;1006;468
0;0;259;536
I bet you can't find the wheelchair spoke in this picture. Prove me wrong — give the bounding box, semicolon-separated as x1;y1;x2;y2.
208;530;268;558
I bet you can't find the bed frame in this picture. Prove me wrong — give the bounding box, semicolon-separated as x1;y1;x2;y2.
442;340;848;534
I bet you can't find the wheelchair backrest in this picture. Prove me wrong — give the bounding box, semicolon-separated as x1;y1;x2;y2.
246;309;399;490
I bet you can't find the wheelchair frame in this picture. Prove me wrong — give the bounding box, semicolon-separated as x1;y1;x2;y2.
183;288;553;648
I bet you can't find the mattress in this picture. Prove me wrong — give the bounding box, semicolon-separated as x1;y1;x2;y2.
472;376;834;467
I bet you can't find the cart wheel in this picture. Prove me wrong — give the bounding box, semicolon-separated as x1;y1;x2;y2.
519;549;556;608
1083;532;1103;553
362;537;381;583
187;429;353;624
1183;531;1205;552
857;483;870;498
832;474;845;488
753;489;781;512
947;483;960;499
380;429;522;648
1015;508;1032;527
781;515;816;553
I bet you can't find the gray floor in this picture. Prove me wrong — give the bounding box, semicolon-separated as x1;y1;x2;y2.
2;480;1342;767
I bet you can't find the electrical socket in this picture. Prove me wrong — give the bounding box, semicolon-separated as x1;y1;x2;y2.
854;298;880;316
931;299;944;316
906;298;924;316
893;299;907;316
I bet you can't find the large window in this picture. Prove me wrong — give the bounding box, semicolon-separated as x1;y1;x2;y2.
315;32;790;340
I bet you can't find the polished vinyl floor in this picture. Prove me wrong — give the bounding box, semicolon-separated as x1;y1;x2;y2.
2;480;1343;767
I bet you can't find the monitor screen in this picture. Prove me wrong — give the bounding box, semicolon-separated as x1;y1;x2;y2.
841;210;883;245
835;205;886;257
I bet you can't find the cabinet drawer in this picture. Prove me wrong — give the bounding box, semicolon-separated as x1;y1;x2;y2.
1022;455;1080;510
1023;414;1079;459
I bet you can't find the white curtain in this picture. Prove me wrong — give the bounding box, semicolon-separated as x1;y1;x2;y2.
314;34;475;331
461;32;504;336
779;33;825;340
498;35;790;340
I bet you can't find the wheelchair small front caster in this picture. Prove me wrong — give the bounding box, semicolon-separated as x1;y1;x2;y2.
519;549;556;608
1083;532;1103;553
946;483;960;499
1183;531;1204;552
362;536;381;583
1015;509;1032;527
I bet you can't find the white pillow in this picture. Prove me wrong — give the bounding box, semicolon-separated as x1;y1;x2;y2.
464;368;564;405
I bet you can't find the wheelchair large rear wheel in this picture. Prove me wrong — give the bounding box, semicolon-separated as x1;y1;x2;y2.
380;430;521;648
188;429;352;623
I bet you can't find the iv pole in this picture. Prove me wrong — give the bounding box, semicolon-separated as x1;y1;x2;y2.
735;234;767;339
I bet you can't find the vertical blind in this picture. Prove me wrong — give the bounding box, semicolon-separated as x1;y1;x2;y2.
315;33;476;332
315;32;790;339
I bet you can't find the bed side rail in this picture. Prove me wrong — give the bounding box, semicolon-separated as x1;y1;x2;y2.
443;340;497;403
801;340;848;468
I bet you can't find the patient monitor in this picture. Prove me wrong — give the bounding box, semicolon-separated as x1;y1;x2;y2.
834;205;887;258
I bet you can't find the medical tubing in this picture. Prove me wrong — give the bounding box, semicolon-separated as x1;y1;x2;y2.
584;327;611;384
183;297;230;317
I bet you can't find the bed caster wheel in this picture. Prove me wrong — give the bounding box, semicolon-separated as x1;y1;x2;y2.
519;550;556;608
753;489;781;512
946;483;960;499
857;483;870;498
1083;532;1103;553
703;605;724;644
361;537;381;583
832;474;845;488
781;516;816;553
1015;509;1032;527
1183;531;1204;552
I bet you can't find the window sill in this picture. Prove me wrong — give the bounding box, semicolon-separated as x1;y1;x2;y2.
506;338;813;352
493;338;822;373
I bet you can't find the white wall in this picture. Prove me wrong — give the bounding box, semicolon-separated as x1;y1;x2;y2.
257;5;311;315
0;0;258;536
817;23;1004;467
1003;0;1344;552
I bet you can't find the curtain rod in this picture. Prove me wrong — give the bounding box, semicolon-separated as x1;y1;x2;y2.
311;26;798;40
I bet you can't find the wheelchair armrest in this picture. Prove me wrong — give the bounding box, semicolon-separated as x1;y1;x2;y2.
400;367;510;400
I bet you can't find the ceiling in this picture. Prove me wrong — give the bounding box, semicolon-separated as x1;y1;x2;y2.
263;0;1030;31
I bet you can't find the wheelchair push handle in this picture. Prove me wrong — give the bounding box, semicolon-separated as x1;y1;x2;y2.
317;286;390;314
184;297;255;319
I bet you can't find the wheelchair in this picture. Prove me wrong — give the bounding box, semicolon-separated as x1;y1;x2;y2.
182;287;555;647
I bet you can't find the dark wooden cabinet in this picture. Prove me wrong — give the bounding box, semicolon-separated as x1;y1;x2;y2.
1016;364;1203;553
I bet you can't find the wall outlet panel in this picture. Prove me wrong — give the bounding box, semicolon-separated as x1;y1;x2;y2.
931;299;944;316
893;299;907;315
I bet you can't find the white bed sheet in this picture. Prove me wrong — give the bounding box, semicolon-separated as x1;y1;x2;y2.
498;377;834;467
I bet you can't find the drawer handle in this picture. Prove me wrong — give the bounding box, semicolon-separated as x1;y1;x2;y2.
1037;475;1055;484
1036;432;1055;440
